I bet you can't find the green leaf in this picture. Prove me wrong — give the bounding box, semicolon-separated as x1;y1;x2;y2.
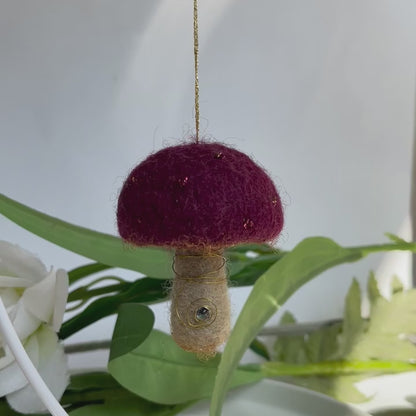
391;275;404;294
263;277;416;403
249;338;270;360
108;330;262;405
210;237;363;416
68;278;128;303
60;277;166;339
226;243;278;254
337;279;366;357
62;250;284;337
229;254;284;286
109;303;154;361
350;285;416;361
274;312;308;364
0;193;284;285
279;311;296;325
367;272;381;306
211;236;416;415
66;372;120;391
384;232;408;244
64;372;194;415
69;395;192;416
212;236;416;415
225;243;284;283
68;263;113;285
0;193;172;279
304;322;342;363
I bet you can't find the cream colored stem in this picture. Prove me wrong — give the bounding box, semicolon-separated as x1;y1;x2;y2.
170;249;230;358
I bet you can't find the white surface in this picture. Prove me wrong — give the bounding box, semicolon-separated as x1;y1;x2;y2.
0;0;415;413
181;379;370;416
357;372;416;414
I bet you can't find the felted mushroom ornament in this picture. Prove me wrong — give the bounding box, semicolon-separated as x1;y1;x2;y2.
117;141;283;357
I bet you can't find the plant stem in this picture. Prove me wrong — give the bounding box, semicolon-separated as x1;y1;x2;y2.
352;241;416;256
262;360;416;377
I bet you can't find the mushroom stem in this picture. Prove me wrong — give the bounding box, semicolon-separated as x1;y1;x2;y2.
170;249;230;358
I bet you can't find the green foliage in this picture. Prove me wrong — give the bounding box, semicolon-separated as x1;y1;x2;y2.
249;338;271;361
265;276;416;402
0;193;289;339
228;253;284;286
226;243;278;254
68;263;113;285
347;277;416;362
67;372;121;391
60;278;165;339
109;303;155;361
4;193;416;414
210;237;416;416
384;232;408;244
210;237;363;416
0;193;172;279
68;394;191;416
108;330;262;405
67;276;128;306
63;373;192;416
0;193;282;285
336;279;367;358
62;247;285;338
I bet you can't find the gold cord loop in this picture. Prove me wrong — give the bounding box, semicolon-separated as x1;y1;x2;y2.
172;253;226;284
193;0;200;143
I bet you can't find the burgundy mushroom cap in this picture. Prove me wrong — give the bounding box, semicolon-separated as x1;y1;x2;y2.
117;142;283;248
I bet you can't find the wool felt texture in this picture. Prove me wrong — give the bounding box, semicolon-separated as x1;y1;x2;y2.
117;142;283;248
170;250;229;357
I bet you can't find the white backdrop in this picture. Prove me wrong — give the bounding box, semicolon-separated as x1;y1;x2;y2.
0;0;415;372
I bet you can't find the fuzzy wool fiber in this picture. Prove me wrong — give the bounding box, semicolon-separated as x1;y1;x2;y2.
117;142;283;248
170;251;230;357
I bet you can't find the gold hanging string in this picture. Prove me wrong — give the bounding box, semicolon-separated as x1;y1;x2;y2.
193;0;200;143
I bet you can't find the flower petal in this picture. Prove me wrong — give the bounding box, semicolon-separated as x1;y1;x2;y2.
0;288;20;308
10;300;40;341
0;348;15;369
0;276;32;288
6;327;68;413
52;269;69;331
0;241;47;283
22;269;58;323
0;333;39;397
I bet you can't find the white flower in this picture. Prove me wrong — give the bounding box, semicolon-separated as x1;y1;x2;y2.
0;241;69;413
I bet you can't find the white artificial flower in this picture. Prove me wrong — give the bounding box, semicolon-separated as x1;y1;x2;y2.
0;241;69;413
